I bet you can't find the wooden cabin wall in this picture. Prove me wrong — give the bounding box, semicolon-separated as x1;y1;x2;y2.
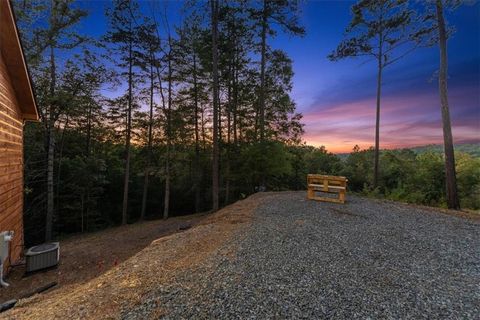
0;51;25;273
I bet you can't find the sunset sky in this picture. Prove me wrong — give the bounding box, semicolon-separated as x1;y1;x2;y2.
276;1;480;153
78;0;480;154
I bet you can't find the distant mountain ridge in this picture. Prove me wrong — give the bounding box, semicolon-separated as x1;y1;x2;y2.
408;143;480;157
336;143;480;158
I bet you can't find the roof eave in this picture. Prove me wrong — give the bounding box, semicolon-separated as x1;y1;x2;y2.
1;0;39;122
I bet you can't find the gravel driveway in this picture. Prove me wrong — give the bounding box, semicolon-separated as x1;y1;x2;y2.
124;192;480;319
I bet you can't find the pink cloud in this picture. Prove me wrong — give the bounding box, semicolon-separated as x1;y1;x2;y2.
303;87;480;153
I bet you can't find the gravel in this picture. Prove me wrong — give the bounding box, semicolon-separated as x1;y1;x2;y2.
123;192;480;319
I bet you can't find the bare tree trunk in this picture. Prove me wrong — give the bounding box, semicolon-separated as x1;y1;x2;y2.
122;26;133;225
85;104;92;232
80;194;84;233
436;0;460;209
141;62;155;220
163;151;170;219
140;154;150;220
373;60;382;188
225;64;232;206
259;0;268;143
211;0;220;212
46;123;55;240
151;18;169;219
85;190;90;232
233;45;238;146
257;0;268;189
193;54;201;213
163;36;173;220
230;38;239;202
201;106;207;151
373;32;383;189
45;44;56;241
54;115;69;221
218;84;222;144
86;103;92;155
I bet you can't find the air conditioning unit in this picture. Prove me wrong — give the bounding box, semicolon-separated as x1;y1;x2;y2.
25;242;60;273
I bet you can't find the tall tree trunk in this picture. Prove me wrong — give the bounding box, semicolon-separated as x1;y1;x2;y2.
152;28;169;218
45;44;56;241
122;27;133;225
46;123;55;240
164;38;173;220
225;64;232;206
86;103;92;155
80;193;84;233
85;190;90;233
193;53;201;213
259;0;268;143
54;115;69;221
85;104;92;232
211;0;220;212
436;0;460;209
233;44;238;146
201;106;207;151
373;33;383;189
141;62;155;220
257;0;268;189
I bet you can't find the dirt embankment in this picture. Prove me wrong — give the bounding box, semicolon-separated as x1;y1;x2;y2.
1;214;206;303
3;193;268;320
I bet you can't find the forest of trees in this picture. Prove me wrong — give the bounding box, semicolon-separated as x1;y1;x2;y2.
13;0;479;246
17;0;306;244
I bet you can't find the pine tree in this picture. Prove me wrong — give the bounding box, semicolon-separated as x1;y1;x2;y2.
16;0;87;241
148;4;178;219
329;0;422;188
434;0;460;209
136;21;159;220
250;0;304;188
211;0;220;211
105;0;143;224
416;0;463;209
176;14;209;212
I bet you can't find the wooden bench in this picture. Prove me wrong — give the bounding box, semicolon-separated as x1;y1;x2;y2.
307;174;348;204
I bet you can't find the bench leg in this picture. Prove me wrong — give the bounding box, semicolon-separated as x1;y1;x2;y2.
307;187;314;199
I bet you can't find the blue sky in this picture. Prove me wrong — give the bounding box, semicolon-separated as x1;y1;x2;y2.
75;0;479;152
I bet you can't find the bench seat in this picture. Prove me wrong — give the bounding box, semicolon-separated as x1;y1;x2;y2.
308;184;346;190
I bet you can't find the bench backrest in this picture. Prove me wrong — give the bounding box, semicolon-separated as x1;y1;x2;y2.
307;174;347;187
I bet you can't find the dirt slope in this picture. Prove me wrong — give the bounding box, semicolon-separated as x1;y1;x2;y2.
3;193;267;319
1;213;206;303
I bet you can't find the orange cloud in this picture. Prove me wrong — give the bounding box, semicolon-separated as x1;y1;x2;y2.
302;88;480;153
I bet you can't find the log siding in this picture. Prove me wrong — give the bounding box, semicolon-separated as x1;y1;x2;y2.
0;50;24;273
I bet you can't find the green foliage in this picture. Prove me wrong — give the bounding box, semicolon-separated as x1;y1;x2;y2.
456;152;480;209
341;146;374;191
237;141;292;191
328;0;421;67
339;146;480;210
411;152;446;206
284;145;342;190
410;143;480;158
56;156;108;234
